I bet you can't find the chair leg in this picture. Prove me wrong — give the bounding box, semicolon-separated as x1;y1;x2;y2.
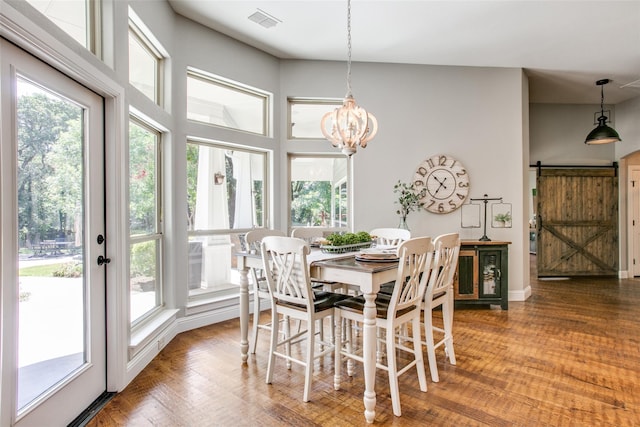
385;325;401;417
412;316;428;392
266;307;279;384
303;315;315;403
334;310;342;391
346;319;354;377
249;292;261;354
318;318;325;348
285;315;292;370
424;307;440;383
443;295;457;365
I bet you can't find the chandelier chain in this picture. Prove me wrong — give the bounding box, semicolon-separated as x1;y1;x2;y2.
346;0;352;96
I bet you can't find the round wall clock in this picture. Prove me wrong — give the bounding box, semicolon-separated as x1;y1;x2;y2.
413;154;470;214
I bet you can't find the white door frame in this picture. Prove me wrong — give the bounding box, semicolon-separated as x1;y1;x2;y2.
628;166;640;277
1;37;107;426
1;2;128;425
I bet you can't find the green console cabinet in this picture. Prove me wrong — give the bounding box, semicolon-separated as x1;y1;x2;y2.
454;240;510;310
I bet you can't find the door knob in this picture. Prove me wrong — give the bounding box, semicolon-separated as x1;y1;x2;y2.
97;255;111;266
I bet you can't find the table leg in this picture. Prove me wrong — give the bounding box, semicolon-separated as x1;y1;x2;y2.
239;265;250;363
362;292;377;423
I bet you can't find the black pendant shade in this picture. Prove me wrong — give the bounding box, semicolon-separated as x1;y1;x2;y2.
584;115;621;145
585;79;621;145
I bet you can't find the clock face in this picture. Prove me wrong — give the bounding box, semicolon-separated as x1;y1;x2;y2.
413;155;470;214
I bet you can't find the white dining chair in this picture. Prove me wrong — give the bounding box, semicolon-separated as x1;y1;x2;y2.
333;236;433;417
261;236;350;402
291;227;358;295
422;232;461;382
369;228;411;246
244;228;286;354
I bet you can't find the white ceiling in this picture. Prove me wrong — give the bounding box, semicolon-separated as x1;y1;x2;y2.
168;0;640;105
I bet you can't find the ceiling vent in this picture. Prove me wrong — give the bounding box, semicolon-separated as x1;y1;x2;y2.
248;9;281;29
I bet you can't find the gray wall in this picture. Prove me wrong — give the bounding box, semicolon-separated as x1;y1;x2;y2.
280;60;529;299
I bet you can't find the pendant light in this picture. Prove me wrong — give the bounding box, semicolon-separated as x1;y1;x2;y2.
321;0;378;156
584;79;621;145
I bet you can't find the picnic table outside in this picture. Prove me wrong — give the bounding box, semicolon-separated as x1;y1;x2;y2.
32;240;75;257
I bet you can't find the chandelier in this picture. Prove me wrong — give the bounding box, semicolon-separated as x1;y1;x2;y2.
321;0;378;156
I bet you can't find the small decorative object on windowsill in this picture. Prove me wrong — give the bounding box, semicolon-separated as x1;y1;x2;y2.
214;172;225;185
393;180;426;230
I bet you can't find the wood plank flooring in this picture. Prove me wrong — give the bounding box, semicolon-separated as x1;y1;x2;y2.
87;257;640;426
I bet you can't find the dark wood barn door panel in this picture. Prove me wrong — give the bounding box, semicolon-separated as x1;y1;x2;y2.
536;167;618;277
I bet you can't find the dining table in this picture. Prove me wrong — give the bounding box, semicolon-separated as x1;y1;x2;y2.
236;247;399;424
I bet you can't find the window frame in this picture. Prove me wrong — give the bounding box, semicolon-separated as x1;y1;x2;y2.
128;19;163;106
186;139;271;301
24;0;99;54
287;97;342;140
128;115;164;329
186;69;271;137
288;153;351;232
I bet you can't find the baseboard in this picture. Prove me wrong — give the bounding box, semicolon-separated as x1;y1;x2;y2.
509;285;531;302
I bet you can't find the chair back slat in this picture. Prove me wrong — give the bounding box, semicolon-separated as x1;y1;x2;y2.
387;236;434;314
370;228;411;246
426;233;461;300
245;229;286;285
245;228;286;252
261;236;313;307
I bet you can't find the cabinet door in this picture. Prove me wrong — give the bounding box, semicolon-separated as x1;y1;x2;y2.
455;249;478;299
479;249;502;298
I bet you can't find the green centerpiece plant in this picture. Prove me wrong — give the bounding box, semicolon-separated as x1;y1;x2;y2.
321;231;373;253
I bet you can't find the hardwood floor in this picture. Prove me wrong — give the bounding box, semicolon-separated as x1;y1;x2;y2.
87;257;640;426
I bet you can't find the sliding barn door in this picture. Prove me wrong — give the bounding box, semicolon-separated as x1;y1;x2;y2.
536;167;618;277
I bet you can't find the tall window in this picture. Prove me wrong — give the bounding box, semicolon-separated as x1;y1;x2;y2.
289;155;349;229
288;98;341;139
186;141;268;298
25;0;97;51
187;69;270;136
129;118;163;325
129;21;162;104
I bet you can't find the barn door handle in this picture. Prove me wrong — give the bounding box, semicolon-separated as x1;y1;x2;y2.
97;255;111;266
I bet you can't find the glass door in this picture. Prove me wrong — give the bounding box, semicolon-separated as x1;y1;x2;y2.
1;39;106;426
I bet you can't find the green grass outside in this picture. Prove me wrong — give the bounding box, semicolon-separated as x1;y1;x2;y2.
19;264;62;277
